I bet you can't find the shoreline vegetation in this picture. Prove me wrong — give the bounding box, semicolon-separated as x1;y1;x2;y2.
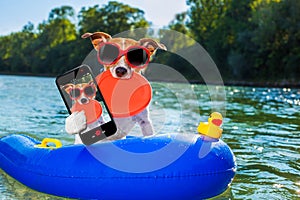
1;1;299;87
1;71;299;89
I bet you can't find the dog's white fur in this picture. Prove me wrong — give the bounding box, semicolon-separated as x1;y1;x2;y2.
65;32;166;143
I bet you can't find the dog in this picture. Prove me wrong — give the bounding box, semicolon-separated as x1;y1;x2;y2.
65;31;166;143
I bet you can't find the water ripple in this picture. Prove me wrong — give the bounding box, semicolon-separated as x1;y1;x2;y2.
0;76;300;199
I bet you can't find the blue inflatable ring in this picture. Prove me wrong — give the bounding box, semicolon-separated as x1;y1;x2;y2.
0;134;236;199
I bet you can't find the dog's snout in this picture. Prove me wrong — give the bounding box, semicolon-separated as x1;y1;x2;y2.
115;67;128;77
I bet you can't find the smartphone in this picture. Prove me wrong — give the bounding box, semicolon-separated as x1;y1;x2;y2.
56;65;117;145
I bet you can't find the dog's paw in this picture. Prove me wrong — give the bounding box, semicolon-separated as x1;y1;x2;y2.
65;111;87;135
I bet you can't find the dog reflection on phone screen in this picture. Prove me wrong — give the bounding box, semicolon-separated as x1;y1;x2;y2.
61;81;104;133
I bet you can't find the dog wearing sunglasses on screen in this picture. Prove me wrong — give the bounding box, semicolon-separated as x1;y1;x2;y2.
63;81;104;138
65;31;166;143
63;81;97;106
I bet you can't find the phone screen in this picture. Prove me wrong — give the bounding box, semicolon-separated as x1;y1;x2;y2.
56;65;116;145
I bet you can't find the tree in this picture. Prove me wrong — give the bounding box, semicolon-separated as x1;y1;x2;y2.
48;6;75;21
250;0;300;80
168;12;189;35
30;6;77;73
184;0;234;78
186;0;231;46
78;1;149;36
0;22;37;73
38;6;77;47
223;0;255;79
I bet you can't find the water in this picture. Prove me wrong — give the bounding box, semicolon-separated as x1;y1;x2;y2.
0;75;299;199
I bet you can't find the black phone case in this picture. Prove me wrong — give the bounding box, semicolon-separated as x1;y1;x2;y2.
56;65;117;145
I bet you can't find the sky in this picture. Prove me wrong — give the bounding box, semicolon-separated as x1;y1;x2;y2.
0;0;188;36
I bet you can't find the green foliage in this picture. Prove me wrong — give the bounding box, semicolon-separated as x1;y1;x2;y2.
0;0;299;85
78;1;149;35
0;2;150;75
0;28;37;73
168;12;189;35
186;0;231;45
182;0;238;78
48;6;75;21
250;0;300;80
172;0;300;84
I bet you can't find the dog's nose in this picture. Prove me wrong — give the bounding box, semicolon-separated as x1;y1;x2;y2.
81;98;88;104
116;67;127;77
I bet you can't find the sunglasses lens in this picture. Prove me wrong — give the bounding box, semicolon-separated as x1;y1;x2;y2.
84;85;95;96
99;44;119;64
70;88;80;99
127;48;149;67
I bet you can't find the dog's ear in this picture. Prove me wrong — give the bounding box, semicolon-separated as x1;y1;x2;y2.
81;32;112;51
88;80;96;88
88;80;94;85
61;84;74;94
139;38;167;55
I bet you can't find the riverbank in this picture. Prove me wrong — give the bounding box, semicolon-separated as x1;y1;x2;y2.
1;71;300;88
223;80;300;89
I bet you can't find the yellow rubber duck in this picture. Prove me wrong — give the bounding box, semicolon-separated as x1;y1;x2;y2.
197;112;223;139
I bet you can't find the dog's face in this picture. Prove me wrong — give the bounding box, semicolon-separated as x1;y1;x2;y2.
82;32;166;79
63;81;96;105
101;37;145;79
